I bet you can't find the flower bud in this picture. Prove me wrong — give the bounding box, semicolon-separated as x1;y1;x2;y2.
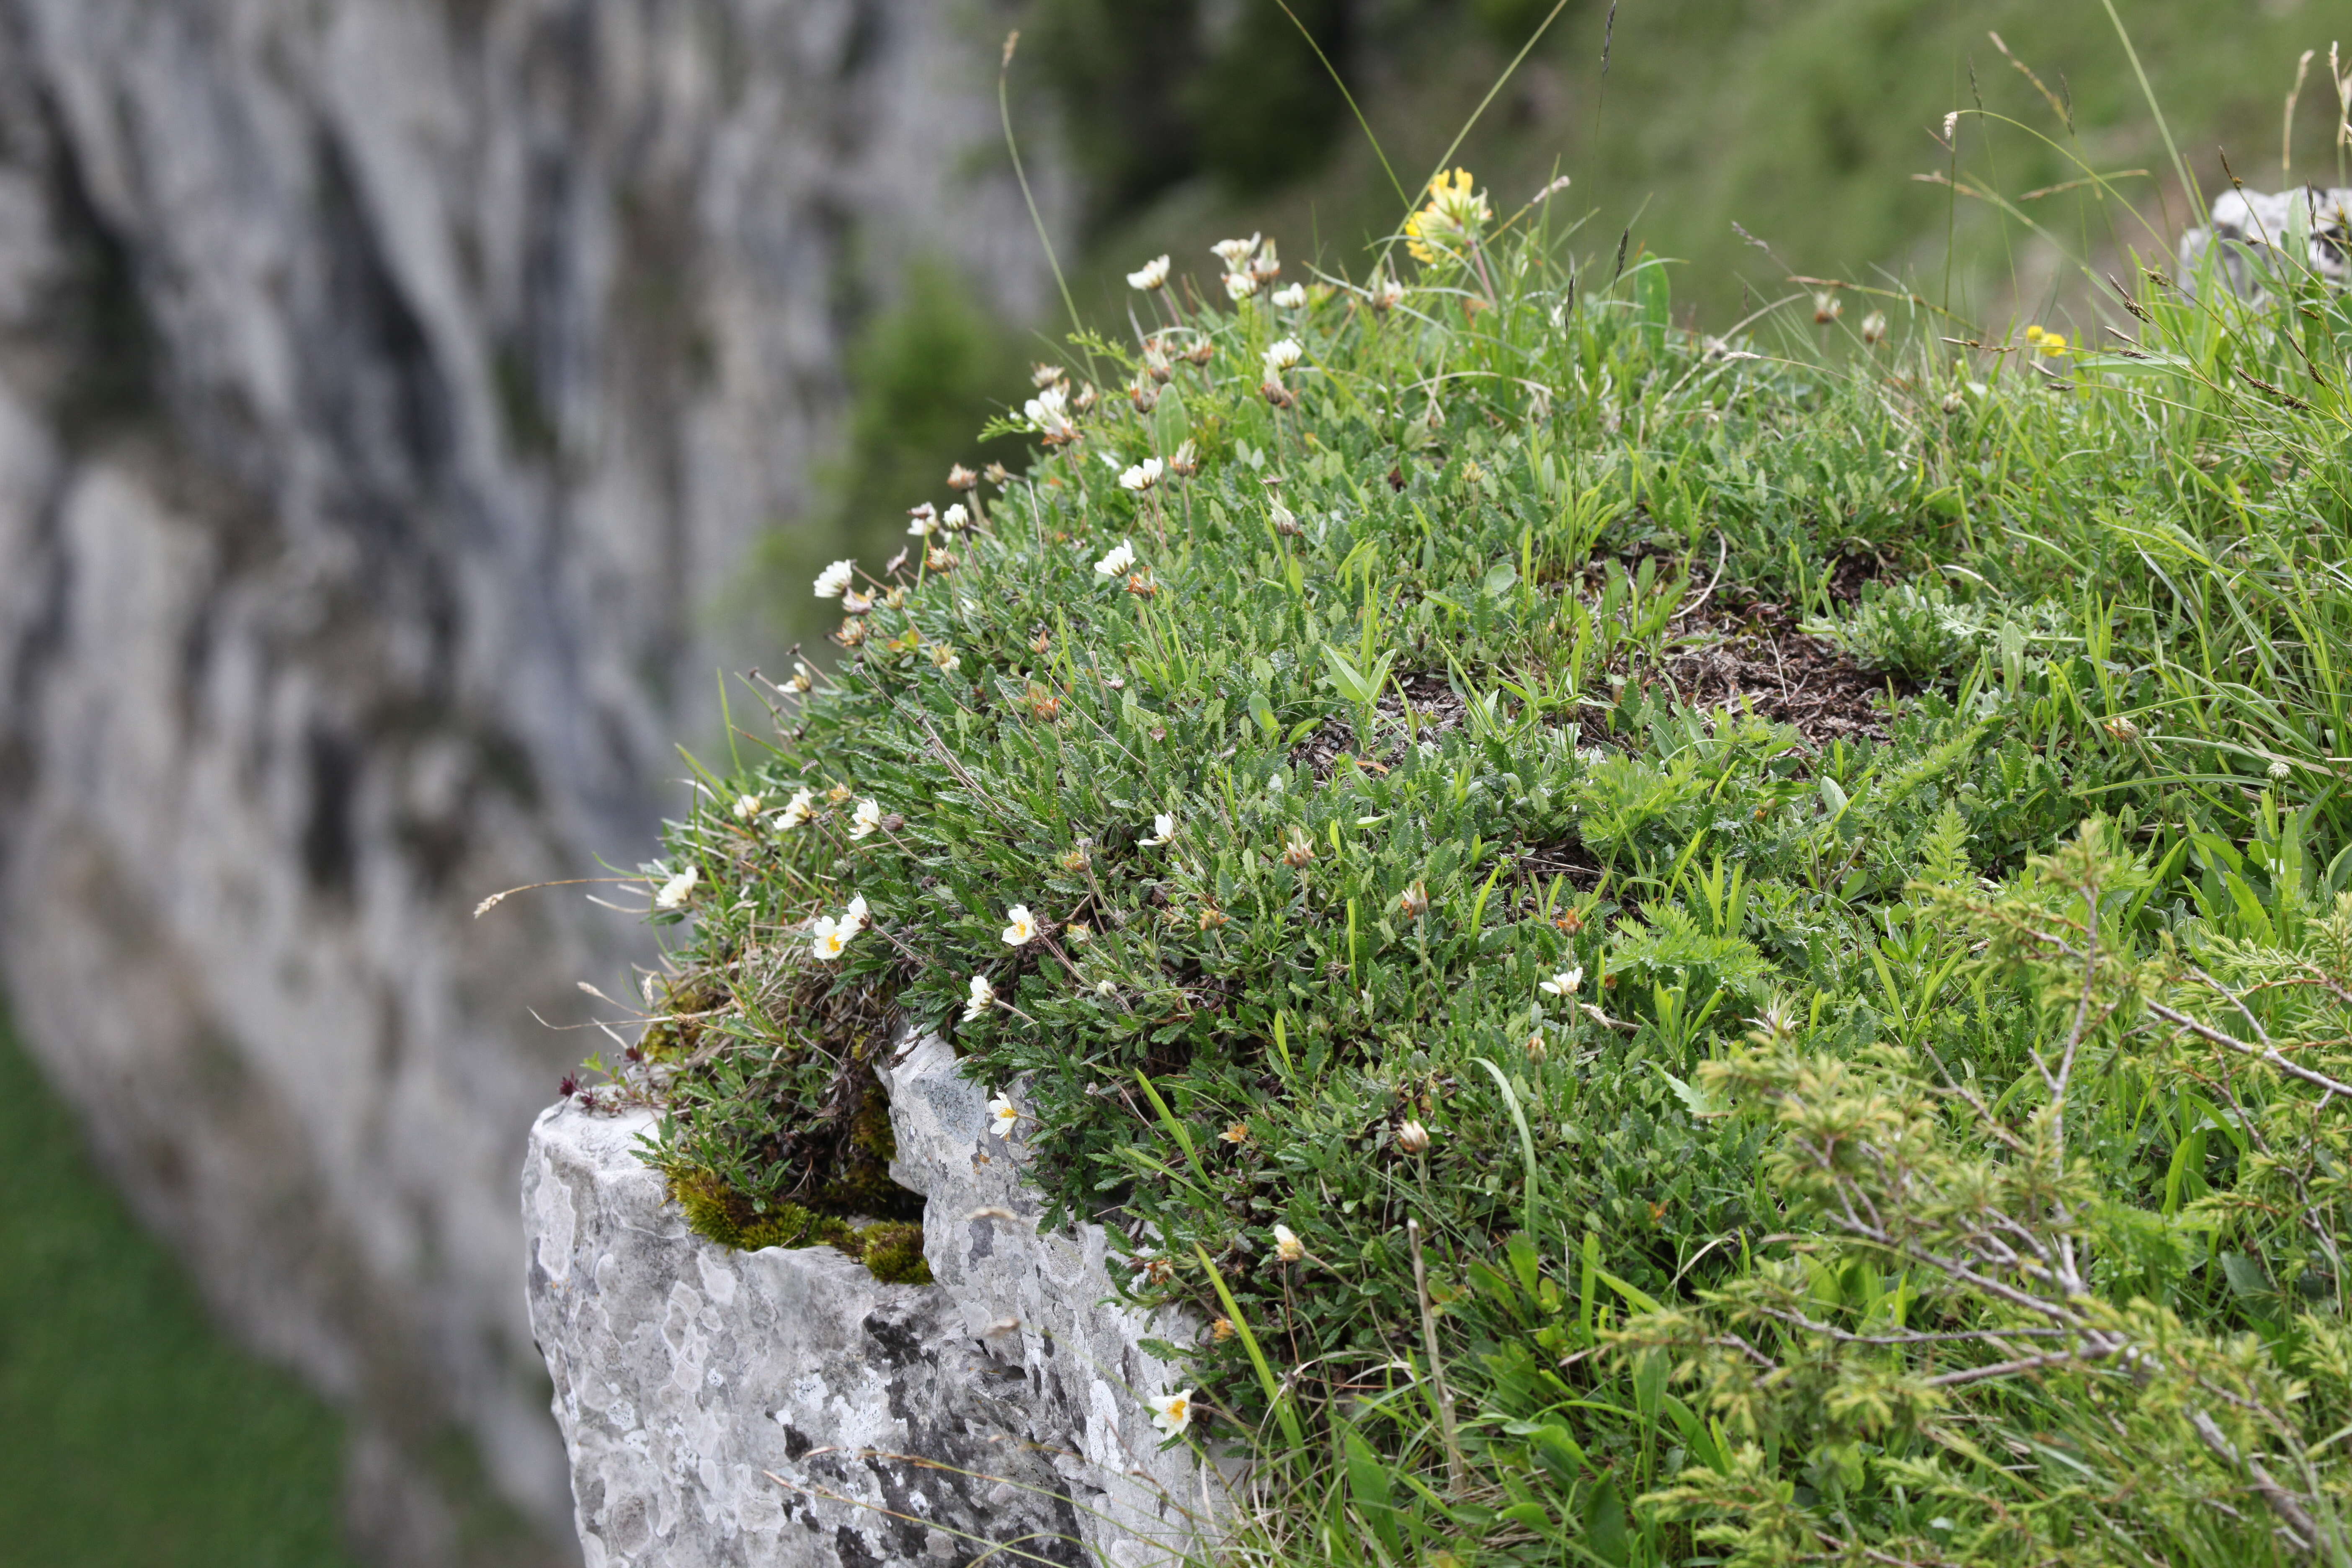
1396;1119;1430;1155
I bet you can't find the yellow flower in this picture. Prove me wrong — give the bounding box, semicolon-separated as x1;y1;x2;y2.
1405;168;1489;263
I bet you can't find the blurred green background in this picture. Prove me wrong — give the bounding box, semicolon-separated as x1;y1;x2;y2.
0;1021;358;1567
18;1;2345;1559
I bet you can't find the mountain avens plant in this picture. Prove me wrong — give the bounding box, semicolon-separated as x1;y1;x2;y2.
596;162;2352;1564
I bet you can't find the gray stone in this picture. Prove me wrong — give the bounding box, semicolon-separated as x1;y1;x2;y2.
525;1032;1221;1568
2179;186;2352;294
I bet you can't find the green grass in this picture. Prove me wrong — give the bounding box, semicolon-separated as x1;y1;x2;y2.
0;1023;359;1568
623;58;2352;1568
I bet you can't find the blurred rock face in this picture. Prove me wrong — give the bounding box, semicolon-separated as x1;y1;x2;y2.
0;2;1051;1560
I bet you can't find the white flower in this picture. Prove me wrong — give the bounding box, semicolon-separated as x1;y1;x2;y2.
1147;1389;1194;1437
1211;235;1261;272
1271;1224;1304;1263
733;793;763;820
1223;270;1260;302
1022;385;1076;441
987;1090;1020;1139
653;864;698;909
1119;457;1163;492
810;913;854;960
2270;760;2293;780
778;789;815;830
1367;273;1404;311
907;512;937;538
849;798;884;838
1127;253;1171;290
845;894;869;928
1271;283;1306;309
813;560;857;599
1263;338;1302;375
964;974;996;1023
1140;812;1176;847
1001;904;1039;946
1094;539;1137;577
1540;967;1584;998
942;502;969;530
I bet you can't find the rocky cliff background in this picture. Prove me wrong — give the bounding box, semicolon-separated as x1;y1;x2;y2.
0;3;1056;1560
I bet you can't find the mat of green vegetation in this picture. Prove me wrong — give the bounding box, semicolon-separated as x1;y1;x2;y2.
0;1025;358;1568
624;156;2352;1565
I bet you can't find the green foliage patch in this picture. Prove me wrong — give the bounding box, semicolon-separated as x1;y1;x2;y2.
615;158;2352;1565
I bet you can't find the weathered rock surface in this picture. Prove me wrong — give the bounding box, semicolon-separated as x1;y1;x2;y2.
2180;186;2352;293
525;1033;1217;1568
0;3;1057;1558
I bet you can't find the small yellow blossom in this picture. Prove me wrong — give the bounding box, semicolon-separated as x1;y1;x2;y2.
1404;169;1490;263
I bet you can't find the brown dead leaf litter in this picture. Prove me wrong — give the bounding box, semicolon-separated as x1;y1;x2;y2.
1289;599;1898;783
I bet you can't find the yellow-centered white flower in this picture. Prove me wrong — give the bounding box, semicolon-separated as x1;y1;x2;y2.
1140;812;1176;847
1001;904;1038;946
1272;1224;1305;1263
733;793;763;820
986;1091;1019;1139
653;864;698;909
963;974;996;1022
1540;967;1583;997
849;798;883;839
778;789;814;830
1127;254;1171;290
1119;457;1163;492
1094;540;1137;577
1146;1389;1194;1436
810;907;859;960
1263;338;1302;375
813;560;856;599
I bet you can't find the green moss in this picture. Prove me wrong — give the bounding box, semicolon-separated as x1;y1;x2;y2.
666;1168;931;1285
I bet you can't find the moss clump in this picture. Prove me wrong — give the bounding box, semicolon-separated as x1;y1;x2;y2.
667;1170;933;1285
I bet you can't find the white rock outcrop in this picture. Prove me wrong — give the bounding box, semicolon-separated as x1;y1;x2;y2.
2179;186;2352;294
525;1032;1219;1568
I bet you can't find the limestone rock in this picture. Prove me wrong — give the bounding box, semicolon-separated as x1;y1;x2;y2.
525;1032;1219;1568
2179;186;2352;294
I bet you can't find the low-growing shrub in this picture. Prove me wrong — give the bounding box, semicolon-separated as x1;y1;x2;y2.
591;160;2352;1565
